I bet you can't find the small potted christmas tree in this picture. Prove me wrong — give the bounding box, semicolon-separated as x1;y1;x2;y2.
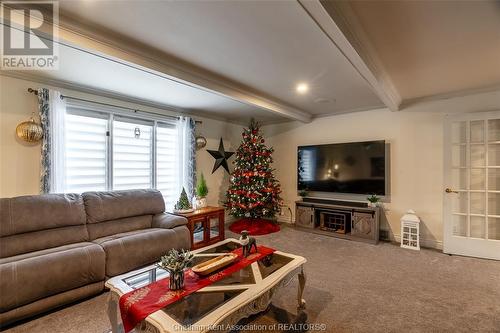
174;187;194;213
195;173;209;209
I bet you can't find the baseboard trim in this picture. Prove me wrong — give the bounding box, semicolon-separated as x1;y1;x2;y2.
390;234;443;250
227;216;294;224
277;216;294;224
276;218;443;250
225;216;293;225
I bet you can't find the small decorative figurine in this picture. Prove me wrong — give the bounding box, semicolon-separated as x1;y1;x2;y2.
239;230;257;257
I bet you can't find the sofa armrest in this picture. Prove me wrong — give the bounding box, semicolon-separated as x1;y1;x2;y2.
152;213;188;229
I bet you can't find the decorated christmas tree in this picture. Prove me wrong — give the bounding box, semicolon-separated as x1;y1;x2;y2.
225;120;282;220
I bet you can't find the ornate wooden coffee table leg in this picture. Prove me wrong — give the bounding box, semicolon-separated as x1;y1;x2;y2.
108;292;124;333
297;266;306;310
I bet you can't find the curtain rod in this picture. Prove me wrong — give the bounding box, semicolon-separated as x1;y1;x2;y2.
27;88;202;124
27;88;38;95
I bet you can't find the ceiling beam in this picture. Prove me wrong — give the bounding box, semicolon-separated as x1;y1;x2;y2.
2;11;312;123
298;0;402;111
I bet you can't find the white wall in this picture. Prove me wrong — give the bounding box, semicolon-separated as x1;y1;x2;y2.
0;76;41;196
0;75;242;208
195;118;243;208
3;74;498;247
263;109;445;248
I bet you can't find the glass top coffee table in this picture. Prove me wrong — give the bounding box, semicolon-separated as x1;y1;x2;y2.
106;238;307;333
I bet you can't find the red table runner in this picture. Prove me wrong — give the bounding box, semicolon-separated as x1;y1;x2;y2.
119;245;275;332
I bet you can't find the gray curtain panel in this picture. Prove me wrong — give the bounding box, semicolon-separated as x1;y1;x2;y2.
188;117;197;199
38;88;51;194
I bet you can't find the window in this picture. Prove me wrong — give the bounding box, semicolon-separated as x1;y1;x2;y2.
112;118;153;190
65;113;108;193
156;123;180;206
64;101;181;209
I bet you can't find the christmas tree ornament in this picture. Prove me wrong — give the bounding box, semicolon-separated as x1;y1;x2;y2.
195;135;207;149
207;138;234;174
16;113;43;143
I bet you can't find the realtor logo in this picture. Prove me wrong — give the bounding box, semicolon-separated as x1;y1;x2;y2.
1;1;59;70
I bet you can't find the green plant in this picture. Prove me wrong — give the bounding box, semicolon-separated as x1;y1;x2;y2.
175;187;192;210
367;194;380;204
299;189;309;197
196;173;209;198
158;249;194;272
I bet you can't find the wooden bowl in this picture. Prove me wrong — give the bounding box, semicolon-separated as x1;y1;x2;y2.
192;254;238;276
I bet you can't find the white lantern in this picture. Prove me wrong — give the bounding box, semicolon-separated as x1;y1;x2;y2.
400;210;420;250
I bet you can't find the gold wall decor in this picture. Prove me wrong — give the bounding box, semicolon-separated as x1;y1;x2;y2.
16;116;43;143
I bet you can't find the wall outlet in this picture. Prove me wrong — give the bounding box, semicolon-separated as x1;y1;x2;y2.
279;205;292;216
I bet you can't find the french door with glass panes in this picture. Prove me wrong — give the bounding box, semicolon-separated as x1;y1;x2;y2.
444;111;500;260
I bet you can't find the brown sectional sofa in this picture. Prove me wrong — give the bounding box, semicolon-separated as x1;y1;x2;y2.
0;189;190;327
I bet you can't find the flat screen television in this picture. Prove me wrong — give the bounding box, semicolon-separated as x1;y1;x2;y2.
298;140;386;195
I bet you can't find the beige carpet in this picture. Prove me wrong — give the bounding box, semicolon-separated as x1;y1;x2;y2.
3;226;500;332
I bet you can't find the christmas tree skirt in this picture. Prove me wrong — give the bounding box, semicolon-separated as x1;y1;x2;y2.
229;218;280;235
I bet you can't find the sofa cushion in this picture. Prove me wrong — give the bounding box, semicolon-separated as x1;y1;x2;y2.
0;282;104;327
0;194;88;258
0;242;105;312
0;225;90;259
94;226;191;277
152;213;188;229
0;194;86;237
82;190;165;224
87;215;152;241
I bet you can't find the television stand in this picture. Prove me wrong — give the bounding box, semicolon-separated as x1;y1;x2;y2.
295;199;380;244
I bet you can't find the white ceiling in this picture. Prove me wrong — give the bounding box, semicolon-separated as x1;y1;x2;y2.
4;0;497;123
28;42;282;124
348;0;500;101
51;0;383;122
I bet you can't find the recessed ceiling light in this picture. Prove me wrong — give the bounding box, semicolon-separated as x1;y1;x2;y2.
296;83;309;94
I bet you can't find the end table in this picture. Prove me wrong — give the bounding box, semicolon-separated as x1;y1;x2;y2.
172;206;225;249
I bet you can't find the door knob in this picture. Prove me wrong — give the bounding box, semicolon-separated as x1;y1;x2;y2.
445;188;459;194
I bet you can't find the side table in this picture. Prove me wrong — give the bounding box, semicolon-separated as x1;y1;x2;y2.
172;206;225;249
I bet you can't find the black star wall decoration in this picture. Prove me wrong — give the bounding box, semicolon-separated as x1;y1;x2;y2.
207;138;234;174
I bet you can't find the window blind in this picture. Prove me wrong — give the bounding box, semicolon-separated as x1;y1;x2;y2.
112;119;153;190
156;123;179;208
65;113;108;193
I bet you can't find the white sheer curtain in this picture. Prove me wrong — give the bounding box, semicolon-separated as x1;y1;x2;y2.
176;116;196;201
49;90;67;193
